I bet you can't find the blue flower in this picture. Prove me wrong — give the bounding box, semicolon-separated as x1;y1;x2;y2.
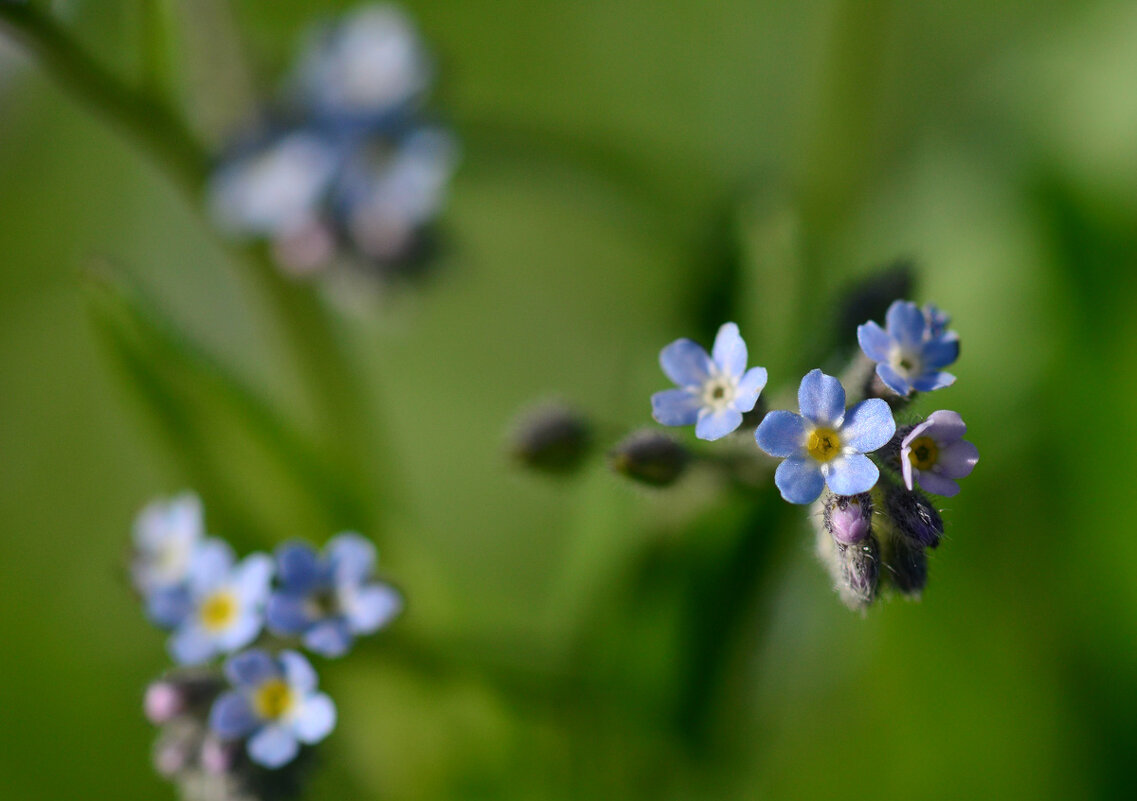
651;322;768;441
168;543;274;666
755;369;896;504
209;649;336;769
900;410;979;497
131;493;204;595
266;533;402;658
857;300;960;396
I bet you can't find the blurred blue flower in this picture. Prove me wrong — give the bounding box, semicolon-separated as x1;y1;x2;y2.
651;322;767;441
756;369;895;504
168;543;273;666
131;493;204;596
209;649;336;769
900;409;979;497
266;532;402;658
857;300;959;396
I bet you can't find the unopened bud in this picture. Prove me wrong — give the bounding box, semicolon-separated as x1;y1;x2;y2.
609;429;689;487
836;536;880;610
200;736;241;776
144;681;185;724
508;403;591;474
823;491;872;544
883;533;928;596
884;483;943;548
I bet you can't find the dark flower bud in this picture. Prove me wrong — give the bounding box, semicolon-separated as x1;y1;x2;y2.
608;429;689;487
814;503;880;610
144;671;226;725
507;403;592;474
823;491;873;545
884;483;943;548
883;533;928;596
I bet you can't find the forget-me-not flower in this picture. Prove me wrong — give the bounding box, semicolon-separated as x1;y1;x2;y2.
168;543;273;666
756;369;896;504
209;649;336;769
900;410;979;497
651;322;768;441
857;300;959;396
266;533;402;658
131;493;205;596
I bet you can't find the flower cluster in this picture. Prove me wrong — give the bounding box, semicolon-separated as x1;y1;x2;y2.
648;299;978;608
132;493;402;793
209;4;457;282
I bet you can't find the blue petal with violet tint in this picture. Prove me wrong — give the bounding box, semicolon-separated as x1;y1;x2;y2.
186;539;235;594
917;472;960;497
279;650;318;695
210;691;259;738
658;339;712;387
234;553;274;600
304;618;354;658
215;609;264;653
146;587;192;629
327;533;376;585
169;626;215;665
276;543;322;593
733;366;768;412
774;456;826;504
839;399;896;453
266;592;314;635
248;725;299;768
885;301;926;347
911;370;955;392
875;363;911;396
345;583;402;633
856;321;892;362
695;407;743;441
938;439;979;478
755;410;807;458
825;453;880;496
226;649;279;688
651;388;702;426
711;322;747;377
293;693;336;743
797;369;846;427
922;336;960;369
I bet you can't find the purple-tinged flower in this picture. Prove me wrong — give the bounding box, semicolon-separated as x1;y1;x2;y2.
857;300;960;396
266;533;402;658
651;322;768;441
756;369;895;504
168;544;273;666
210;650;336;769
900;410;979;497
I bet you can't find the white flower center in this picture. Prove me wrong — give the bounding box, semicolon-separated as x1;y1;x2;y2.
890;346;922;378
701;372;737;410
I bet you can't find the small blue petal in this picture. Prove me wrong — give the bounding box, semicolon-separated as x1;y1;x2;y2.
186;539;235;594
651;389;701;426
146;587;193;629
344;583;402;634
225;649;279;688
292;693;336;744
857;321;893;362
326;532;376;586
797;369;846;427
825;453;880;496
733;367;767;412
303;619;354;658
234;553;274;603
215;610;264;653
169;625;214;666
911;370;956;393
247;725;299;768
885;301;927;348
695;407;743;441
840;399;896;453
711;322;747;378
658;338;712;387
875;363;912;396
210;691;258;739
755;411;807;458
774;457;826;505
266;592;315;635
922;335;960;369
276;543;322;594
279;650;318;694
916;471;960;497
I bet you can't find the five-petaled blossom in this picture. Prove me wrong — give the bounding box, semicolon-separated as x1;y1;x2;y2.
900;410;979;497
756;369;896;504
168;543;273;666
266;533;402;658
651;322;768;441
210;649;336;769
857;300;959;396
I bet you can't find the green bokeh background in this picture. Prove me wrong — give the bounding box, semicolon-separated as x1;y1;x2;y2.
3;1;1137;799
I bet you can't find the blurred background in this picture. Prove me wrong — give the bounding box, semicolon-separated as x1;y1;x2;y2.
3;0;1137;799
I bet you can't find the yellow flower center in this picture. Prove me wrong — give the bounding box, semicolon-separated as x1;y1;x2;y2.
807;428;841;463
252;679;296;721
907;436;939;470
199;591;239;632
